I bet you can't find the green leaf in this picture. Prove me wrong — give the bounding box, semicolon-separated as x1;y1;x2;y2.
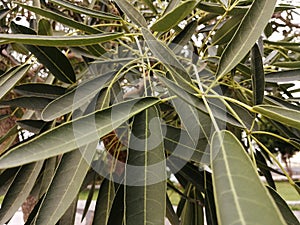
252;105;300;130
273;61;300;69
170;20;197;50
267;187;300;225
11;22;76;84
264;40;300;47
0;96;52;110
0;33;123;47
114;0;147;27
92;179;115;225
0;97;160;169
16;3;100;34
142;28;193;92
0;64;31;100
14;83;66;99
211;130;287;225
211;14;243;45
216;0;277;78
251;43;265;105
166;194;180;225
198;2;249;16
151;0;197;32
49;0;121;20
163;0;181;15
41;72;114;121
35;144;95;225
159;76;242;128
142;0;158;13
265;69;300;83
0;161;43;225
125;106;166;225
163;125;208;163
38;18;53;35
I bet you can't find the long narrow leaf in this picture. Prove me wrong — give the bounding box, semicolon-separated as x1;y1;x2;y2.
0;161;43;224
0;64;31;100
16;3;100;34
35;144;95;225
92;179;115;225
125;106;166;225
41;72;114;121
11;22;76;84
0;97;160;168
211;130;287;225
216;0;277;78
252;105;300;130
49;0;121;20
265;69;300;83
0;33;123;47
251;43;265;105
151;0;197;32
114;0;147;27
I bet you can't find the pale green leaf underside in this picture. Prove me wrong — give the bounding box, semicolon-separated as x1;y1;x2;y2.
216;0;277;78
0;33;123;47
252;105;300;130
211;130;287;225
0;98;159;169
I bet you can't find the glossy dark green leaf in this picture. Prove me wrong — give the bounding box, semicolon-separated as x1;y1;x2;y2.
114;0;147;27
211;14;243;45
211;130;287;225
49;0;121;20
16;3;100;34
0;96;52;110
251;43;265;105
216;0;277;78
0;97;160;168
1;33;123;47
0;161;43;225
125;106;166;225
11;22;76;84
267;187;300;225
38;18;53;35
14;83;66;99
151;0;197;32
0;64;31;100
265;69;300;83
252;105;300;130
